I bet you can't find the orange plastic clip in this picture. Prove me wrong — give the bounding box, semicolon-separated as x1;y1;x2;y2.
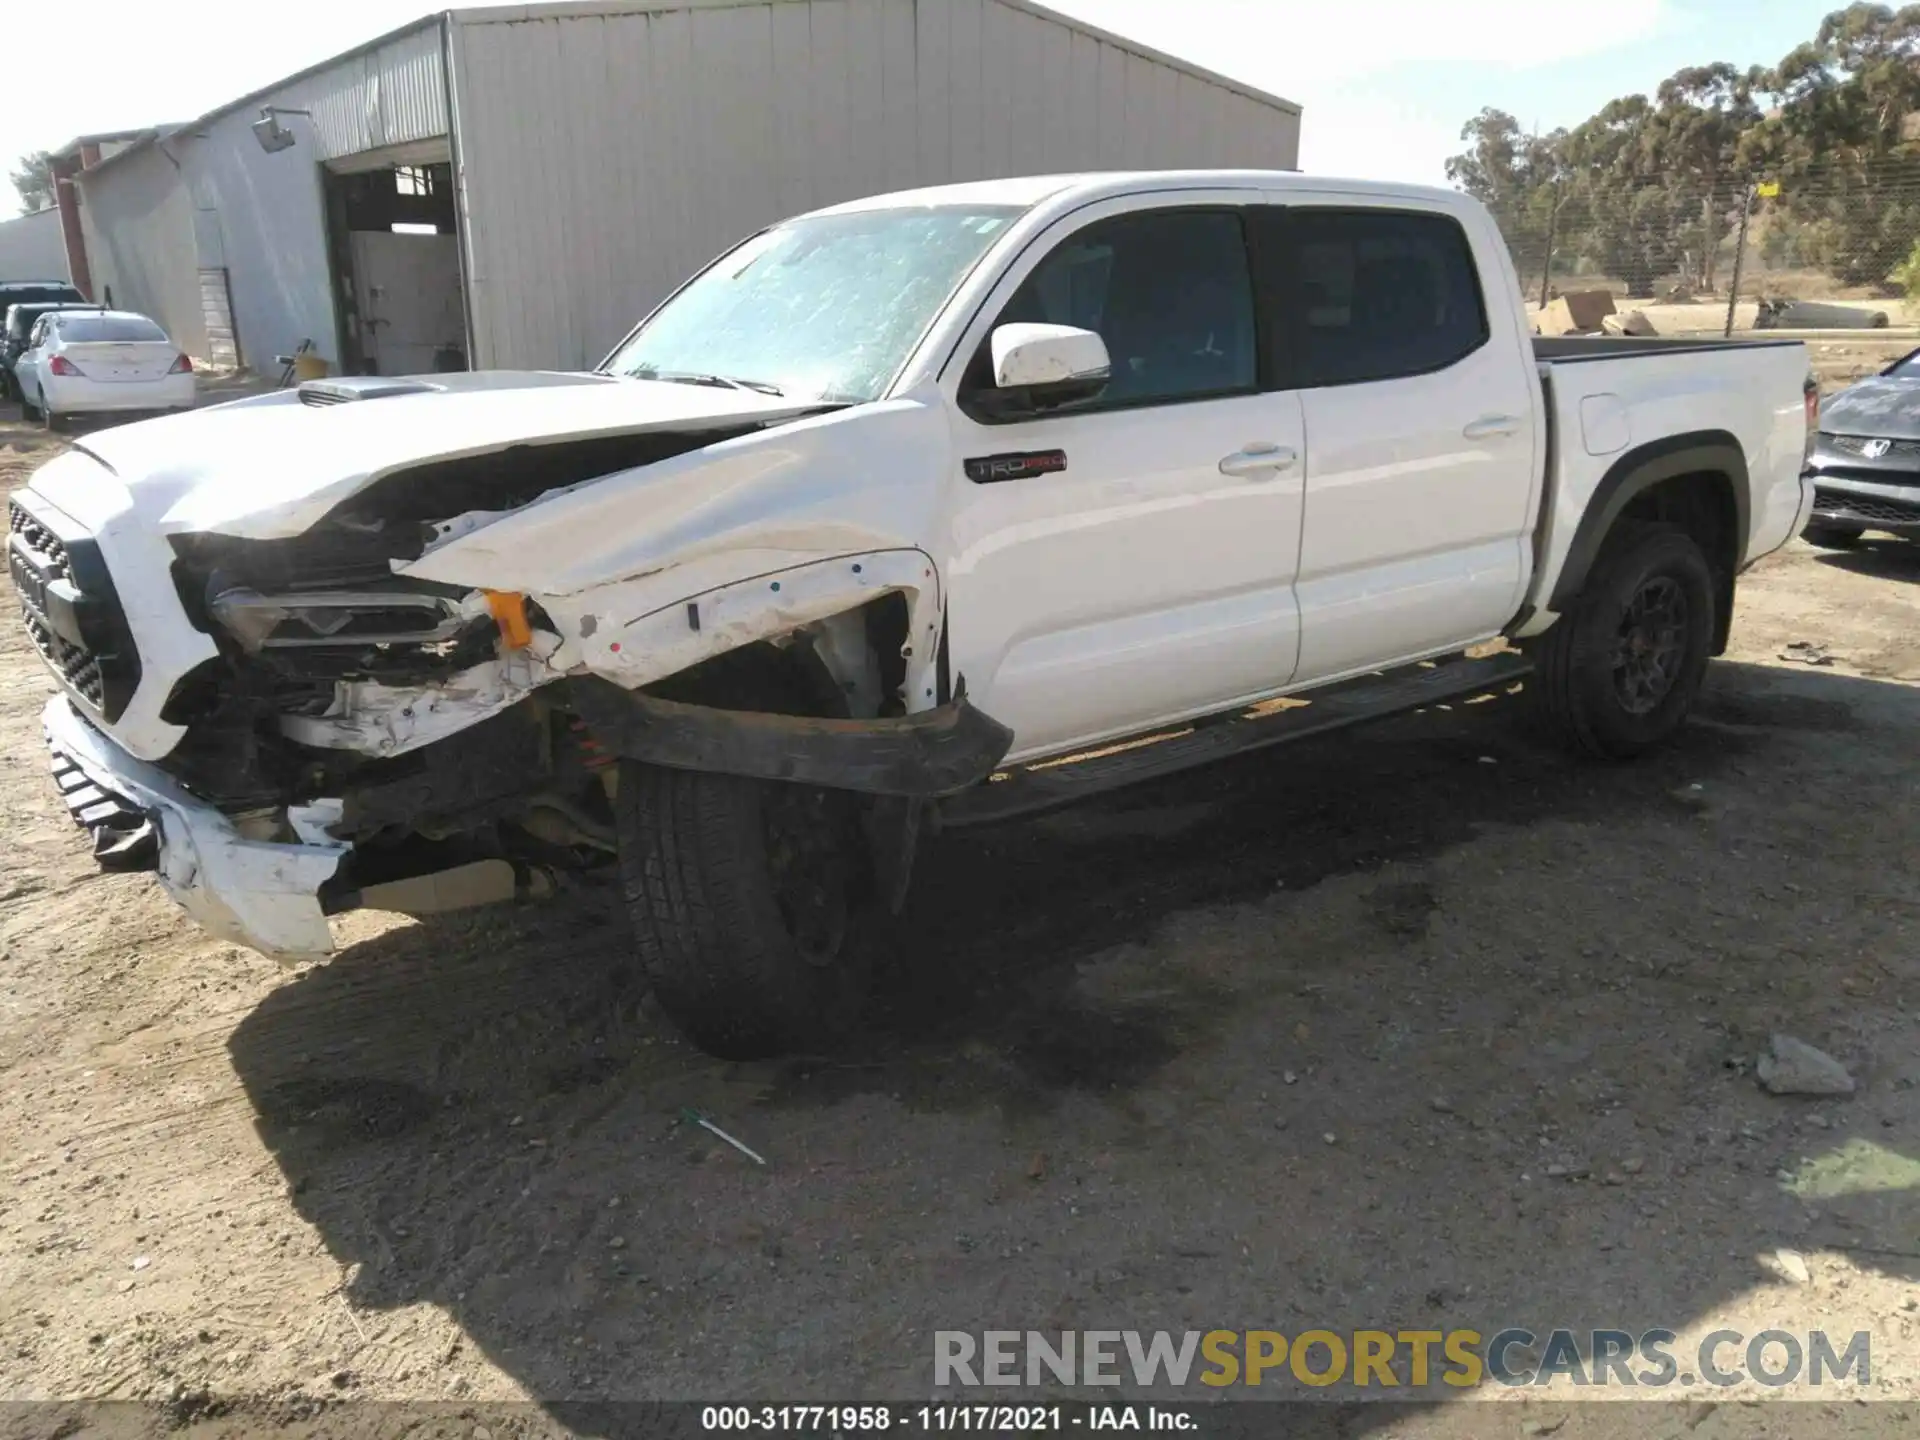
486;591;533;650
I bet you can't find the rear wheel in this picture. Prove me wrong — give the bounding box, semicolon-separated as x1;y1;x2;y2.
615;763;871;1059
1802;522;1864;549
1524;521;1716;758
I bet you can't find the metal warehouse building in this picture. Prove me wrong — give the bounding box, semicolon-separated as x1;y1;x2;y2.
67;0;1301;375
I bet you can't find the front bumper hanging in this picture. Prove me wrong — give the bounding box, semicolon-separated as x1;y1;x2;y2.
42;697;346;962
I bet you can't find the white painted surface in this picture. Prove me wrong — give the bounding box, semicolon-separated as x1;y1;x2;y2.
0;209;68;284
448;0;1302;370
348;231;464;375
1278;188;1541;685
80;145;209;358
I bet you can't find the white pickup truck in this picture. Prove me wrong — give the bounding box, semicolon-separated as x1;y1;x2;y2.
12;171;1815;1057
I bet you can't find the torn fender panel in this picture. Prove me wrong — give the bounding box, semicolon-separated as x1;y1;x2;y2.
400;395;952;598
549;548;944;701
570;678;1013;798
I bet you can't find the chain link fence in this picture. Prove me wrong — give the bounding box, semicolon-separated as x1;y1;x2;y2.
1483;155;1920;337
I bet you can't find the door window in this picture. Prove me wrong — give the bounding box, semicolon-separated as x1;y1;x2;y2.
972;210;1258;411
1283;209;1489;388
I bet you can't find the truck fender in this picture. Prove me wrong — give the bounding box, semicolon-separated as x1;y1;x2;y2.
1544;431;1749;620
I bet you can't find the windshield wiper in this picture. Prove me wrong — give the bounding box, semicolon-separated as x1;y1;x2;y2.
626;367;785;396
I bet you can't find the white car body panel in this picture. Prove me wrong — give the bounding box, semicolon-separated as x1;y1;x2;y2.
67;375;810;540
9;169;1813;961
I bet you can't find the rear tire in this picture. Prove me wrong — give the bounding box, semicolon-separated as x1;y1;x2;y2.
1524;521;1716;759
615;762;872;1060
1802;522;1864;549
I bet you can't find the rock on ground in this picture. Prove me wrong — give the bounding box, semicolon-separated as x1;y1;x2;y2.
1757;1033;1856;1097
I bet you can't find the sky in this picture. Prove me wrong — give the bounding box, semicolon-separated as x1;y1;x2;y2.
6;0;1840;217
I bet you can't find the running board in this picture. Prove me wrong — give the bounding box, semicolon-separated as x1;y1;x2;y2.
935;652;1533;830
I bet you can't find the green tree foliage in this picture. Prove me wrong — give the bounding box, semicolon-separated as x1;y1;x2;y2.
1449;4;1920;292
10;152;54;215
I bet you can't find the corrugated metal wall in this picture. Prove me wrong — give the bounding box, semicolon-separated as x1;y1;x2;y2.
299;23;450;161
75;20;451;372
77;145;209;358
450;0;1301;370
0;208;69;284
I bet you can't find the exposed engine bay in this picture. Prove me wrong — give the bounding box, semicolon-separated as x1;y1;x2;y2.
148;414;919;909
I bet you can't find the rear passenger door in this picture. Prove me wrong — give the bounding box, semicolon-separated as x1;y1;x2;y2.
1270;203;1540;684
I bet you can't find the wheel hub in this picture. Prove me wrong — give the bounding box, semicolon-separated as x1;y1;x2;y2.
762;785;850;967
1609;576;1688;715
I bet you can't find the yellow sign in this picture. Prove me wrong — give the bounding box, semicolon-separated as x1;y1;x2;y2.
1757;181;1781;197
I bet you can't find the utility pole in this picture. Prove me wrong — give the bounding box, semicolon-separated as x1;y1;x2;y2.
1538;177;1564;309
1724;182;1758;338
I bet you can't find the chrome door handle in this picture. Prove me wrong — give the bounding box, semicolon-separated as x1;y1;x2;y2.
1463;414;1522;440
1219;443;1297;478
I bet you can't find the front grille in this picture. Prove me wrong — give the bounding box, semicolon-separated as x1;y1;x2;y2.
1813;487;1920;526
7;493;141;720
1827;434;1920;460
9;500;69;580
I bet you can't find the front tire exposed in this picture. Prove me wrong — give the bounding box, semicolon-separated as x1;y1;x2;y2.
615;761;872;1060
1525;521;1716;758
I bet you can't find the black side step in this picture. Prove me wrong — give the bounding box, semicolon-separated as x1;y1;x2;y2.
935;652;1533;830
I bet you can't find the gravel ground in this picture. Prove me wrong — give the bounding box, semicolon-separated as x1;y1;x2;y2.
1;390;1919;1437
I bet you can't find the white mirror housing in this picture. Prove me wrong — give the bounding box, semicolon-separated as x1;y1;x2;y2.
990;323;1111;391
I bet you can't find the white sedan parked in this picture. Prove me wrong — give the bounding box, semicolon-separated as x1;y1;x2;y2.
15;309;194;430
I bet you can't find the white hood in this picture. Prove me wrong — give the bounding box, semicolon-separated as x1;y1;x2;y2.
59;372;814;540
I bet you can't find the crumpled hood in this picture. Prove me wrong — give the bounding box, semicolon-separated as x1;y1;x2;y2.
1819;374;1920;440
53;371;814;540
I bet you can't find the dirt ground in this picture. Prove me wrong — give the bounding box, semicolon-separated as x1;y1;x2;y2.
3;381;1920;1438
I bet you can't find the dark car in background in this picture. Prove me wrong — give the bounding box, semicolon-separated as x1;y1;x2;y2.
1805;347;1920;547
2;300;94;400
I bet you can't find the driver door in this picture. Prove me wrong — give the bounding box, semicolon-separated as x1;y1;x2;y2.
939;197;1306;763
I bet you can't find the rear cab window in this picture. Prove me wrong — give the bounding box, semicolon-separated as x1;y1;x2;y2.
1276;207;1490;388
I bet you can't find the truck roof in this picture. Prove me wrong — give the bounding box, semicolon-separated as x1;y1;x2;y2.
810;170;1469;218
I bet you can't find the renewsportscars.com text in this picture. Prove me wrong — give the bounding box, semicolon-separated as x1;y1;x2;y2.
935;1329;1871;1390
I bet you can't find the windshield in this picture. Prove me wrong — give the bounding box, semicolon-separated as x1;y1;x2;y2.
603;205;1022;404
58;316;167;343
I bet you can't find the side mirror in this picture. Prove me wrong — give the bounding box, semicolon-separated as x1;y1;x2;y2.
983;323;1110;414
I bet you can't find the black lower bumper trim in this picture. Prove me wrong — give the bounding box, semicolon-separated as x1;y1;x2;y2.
49;742;159;873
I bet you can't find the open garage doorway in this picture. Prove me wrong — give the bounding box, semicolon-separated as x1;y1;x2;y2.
322;142;468;375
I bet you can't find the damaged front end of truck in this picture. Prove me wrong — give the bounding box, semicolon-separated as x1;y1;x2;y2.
21;378;1008;994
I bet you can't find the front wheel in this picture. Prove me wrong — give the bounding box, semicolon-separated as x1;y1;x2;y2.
1524;522;1716;759
615;762;872;1059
